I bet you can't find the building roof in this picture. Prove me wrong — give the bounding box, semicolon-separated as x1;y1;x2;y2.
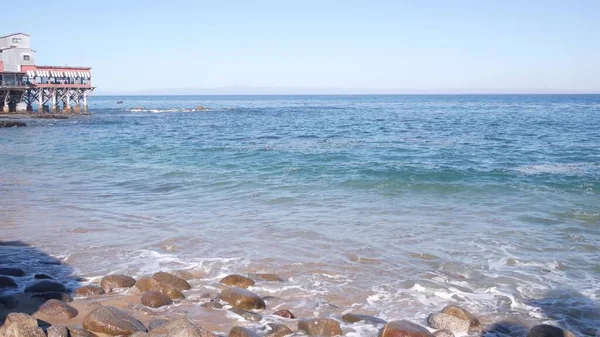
0;32;30;39
35;65;92;70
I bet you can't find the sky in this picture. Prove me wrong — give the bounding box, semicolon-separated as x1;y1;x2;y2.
3;0;600;94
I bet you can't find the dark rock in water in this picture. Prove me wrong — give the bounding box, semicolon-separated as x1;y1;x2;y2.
47;325;69;337
441;305;480;328
147;317;216;337
141;291;173;308
0;121;26;128
427;313;469;333
0;295;19;309
229;307;262;321
220;274;255;288
219;287;266;310
265;323;293;337
379;320;435;337
201;300;223;309
229;326;259;337
76;285;106;296
68;326;99;337
148;319;169;331
100;274;136;292
83;305;147;336
152;271;191;291
24;280;66;293
342;313;387;326
298;318;342;336
433;329;454;337
0;267;26;277
34;273;53;280
526;324;576;337
0;312;46;337
0;275;18;288
33;114;68;119
272;309;295;319
31;291;73;302
37;299;79;318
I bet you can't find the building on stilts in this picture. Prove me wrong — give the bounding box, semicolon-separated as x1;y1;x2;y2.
0;32;94;114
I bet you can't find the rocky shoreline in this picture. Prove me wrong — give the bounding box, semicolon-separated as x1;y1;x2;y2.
0;267;579;337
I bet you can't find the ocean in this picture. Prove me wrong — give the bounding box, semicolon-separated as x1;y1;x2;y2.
1;94;599;335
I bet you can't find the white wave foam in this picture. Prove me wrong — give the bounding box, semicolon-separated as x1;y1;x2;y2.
516;163;595;175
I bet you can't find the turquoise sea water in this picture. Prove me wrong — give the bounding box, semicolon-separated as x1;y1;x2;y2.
1;95;599;334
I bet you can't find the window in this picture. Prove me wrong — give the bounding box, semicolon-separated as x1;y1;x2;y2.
12;37;22;44
23;55;30;61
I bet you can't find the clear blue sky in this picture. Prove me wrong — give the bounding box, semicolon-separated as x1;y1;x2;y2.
4;0;600;93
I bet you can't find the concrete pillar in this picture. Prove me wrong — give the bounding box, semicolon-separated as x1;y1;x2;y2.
83;92;88;113
51;90;57;112
75;104;81;113
65;95;72;113
38;90;44;113
2;104;8;113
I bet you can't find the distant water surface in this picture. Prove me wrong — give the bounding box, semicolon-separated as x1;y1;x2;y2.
1;95;599;335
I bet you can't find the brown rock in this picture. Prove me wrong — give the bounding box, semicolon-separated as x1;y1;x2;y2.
427;313;469;332
172;269;205;280
83;305;147;336
433;330;454;337
220;274;255;288
298;318;342;336
38;299;79;318
76;285;106;296
441;305;480;328
100;274;136;292
0;312;46;337
273;309;296;319
343;313;387;326
379;320;434;337
152;271;191;291
229;326;259;337
68;327;99;337
141;291;173;308
136;276;184;300
147;317;216;337
265;323;293;337
229;307;262;321
219;287;266;310
201;301;223;309
47;325;69;337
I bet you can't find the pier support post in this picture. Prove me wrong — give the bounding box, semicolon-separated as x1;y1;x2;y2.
2;104;8;114
65;95;71;113
83;92;88;113
52;90;57;113
75;104;81;113
38;90;44;113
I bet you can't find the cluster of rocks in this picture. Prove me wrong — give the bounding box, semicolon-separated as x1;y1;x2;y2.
0;120;26;128
0;267;581;337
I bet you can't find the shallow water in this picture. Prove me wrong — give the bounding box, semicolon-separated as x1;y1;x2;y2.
1;95;599;335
